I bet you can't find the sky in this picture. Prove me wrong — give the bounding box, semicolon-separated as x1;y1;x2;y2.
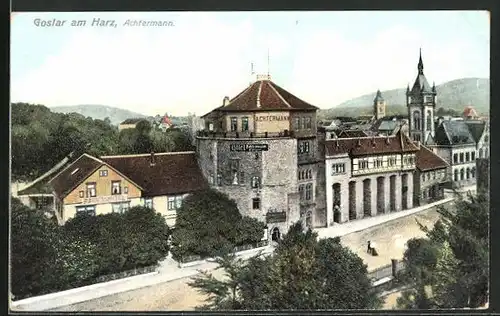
11;11;489;116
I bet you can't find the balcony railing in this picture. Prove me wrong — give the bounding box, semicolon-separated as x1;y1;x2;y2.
266;211;287;223
196;130;295;139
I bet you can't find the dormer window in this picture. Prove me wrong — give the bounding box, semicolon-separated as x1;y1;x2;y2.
71;168;80;175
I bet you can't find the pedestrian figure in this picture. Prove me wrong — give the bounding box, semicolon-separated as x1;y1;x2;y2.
367;240;372;254
371;241;378;256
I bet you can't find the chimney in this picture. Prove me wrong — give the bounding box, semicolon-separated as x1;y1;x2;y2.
223;96;230;106
385;136;390;145
150;152;156;166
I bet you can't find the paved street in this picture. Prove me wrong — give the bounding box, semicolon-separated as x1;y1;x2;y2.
51;204;447;312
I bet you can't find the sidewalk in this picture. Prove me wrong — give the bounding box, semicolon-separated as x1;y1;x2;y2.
315;197;454;240
11;245;273;311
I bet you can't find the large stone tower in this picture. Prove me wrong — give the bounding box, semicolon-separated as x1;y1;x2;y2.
406;49;437;144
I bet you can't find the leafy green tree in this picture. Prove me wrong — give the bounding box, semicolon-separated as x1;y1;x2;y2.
10;197;61;298
189;222;382;310
397;192;489;309
122;206;171;268
171;189;264;261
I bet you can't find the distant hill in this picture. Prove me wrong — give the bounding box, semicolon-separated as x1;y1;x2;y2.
50;105;146;126
319;78;489;119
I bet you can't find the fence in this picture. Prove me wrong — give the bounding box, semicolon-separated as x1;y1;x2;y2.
92;264;158;284
179;240;269;264
368;259;406;282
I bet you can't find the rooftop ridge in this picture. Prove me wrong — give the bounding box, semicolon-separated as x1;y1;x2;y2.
101;151;196;159
266;81;292;108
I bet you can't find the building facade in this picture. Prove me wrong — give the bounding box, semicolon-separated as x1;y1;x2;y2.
413;145;449;206
47;152;207;226
322;132;419;226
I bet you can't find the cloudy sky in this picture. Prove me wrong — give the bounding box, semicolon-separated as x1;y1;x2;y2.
11;11;489;116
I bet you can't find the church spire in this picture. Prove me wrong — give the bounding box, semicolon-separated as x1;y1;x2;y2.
418;48;424;74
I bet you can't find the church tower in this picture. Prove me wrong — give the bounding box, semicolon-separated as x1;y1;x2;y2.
406;49;437;143
373;90;386;120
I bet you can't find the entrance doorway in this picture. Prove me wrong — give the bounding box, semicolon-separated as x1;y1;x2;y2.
271;227;281;242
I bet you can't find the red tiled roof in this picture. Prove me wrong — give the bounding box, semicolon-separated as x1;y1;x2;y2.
209;79;318;113
463;106;478;117
162;116;172;125
325;132;419;157
416;145;449;172
49;154;103;198
101;152;208;196
337;130;368;138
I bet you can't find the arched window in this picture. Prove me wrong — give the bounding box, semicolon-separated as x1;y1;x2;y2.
413;111;421;130
466;168;471;179
460;169;465;181
426;110;432;131
308;169;312;179
454;169;459;181
471;167;476;178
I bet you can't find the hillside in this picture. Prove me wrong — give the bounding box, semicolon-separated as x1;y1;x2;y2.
319;78;489;119
50;105;146;126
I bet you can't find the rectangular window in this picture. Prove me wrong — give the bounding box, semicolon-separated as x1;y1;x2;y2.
298;184;305;200
421;174;425;182
459;153;464;163
471;152;476;160
168;196;183;210
375;158;383;168
453;153;458;164
252;198;261;210
230;159;240;185
251;176;260;189
300;117;305;129
293;117;300;130
331;163;346;175
112;202;130;214
144;198;153;209
124;186;128;194
305;117;312;129
175;196;183;209
86;183;96;197
359;159;369;170
298;142;304;154
111;181;121;195
305;183;313;200
465;152;470;162
241;117;249;131
99;170;108;177
209;172;214;184
230;117;238;132
76;205;96;216
79;190;84;198
388;156;397;167
167;196;176;210
433;171;436;179
217;173;222;186
304;141;310;153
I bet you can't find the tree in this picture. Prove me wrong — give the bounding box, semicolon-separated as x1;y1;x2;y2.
397;191;489;309
188;222;382;310
170;189;264;261
10;198;61;298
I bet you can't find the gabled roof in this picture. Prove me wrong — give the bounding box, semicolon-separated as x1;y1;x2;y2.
337;130;368;138
434;120;476;146
464;120;486;143
49;154;104;198
325;131;419;157
463;106;478;118
101;152;208;196
204;79;318;116
18;152;75;196
416;145;449;172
